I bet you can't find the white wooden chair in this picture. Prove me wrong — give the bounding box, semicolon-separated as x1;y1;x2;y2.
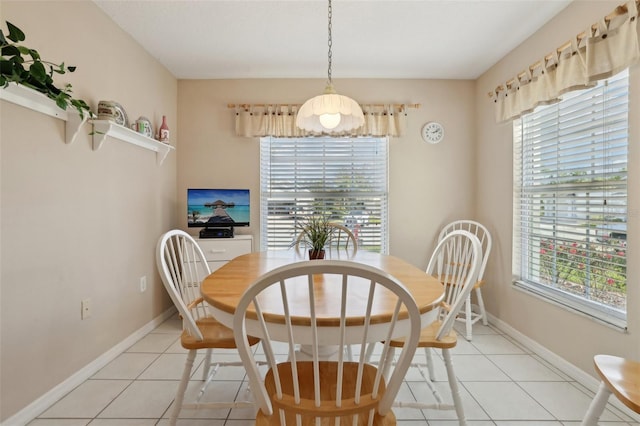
156;230;261;425
295;222;358;258
581;355;640;425
387;230;483;425
233;260;421;426
438;220;492;341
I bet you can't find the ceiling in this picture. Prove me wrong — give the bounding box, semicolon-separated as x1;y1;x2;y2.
93;0;572;80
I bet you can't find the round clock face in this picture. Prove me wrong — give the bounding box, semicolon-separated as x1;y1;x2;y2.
421;121;444;144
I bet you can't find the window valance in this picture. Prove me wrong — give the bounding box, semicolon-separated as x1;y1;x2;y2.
489;0;639;123
232;103;419;138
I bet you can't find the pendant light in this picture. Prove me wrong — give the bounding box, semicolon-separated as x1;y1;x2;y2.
296;0;364;133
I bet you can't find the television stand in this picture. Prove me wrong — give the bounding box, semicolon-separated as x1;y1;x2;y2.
199;226;234;239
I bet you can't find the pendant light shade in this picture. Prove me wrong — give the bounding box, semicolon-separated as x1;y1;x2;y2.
296;84;364;133
296;0;364;133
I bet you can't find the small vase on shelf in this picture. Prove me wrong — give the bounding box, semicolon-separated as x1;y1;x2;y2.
158;115;170;143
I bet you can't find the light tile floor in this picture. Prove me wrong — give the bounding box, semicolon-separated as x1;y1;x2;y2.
29;316;640;425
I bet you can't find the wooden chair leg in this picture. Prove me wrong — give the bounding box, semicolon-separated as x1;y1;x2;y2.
581;381;612;426
443;348;467;426
171;349;196;426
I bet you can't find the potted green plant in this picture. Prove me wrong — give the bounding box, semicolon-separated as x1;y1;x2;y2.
294;214;335;260
0;21;91;117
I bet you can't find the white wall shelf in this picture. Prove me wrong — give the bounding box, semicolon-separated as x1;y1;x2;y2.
0;83;88;145
90;120;175;165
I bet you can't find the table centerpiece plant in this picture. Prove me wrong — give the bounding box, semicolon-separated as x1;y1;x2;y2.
295;214;336;260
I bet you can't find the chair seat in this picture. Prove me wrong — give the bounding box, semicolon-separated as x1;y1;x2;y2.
594;354;640;413
256;361;396;426
181;316;260;350
256;410;395;426
389;320;457;349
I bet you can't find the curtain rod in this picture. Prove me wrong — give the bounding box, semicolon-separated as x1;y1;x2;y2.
227;103;421;110
488;0;639;97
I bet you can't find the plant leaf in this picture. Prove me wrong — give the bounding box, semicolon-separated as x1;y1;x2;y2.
22;80;46;93
28;48;39;61
29;61;47;83
0;58;13;75
52;62;65;74
6;22;25;43
0;29;7;46
2;45;20;57
55;94;68;110
67;66;76;72
8;59;25;75
45;81;61;95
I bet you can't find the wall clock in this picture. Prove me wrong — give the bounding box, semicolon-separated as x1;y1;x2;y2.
421;121;444;144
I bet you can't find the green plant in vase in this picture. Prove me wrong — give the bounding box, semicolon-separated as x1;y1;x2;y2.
295;214;335;259
0;21;91;117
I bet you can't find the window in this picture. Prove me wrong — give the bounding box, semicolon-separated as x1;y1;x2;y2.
513;70;628;327
260;136;388;253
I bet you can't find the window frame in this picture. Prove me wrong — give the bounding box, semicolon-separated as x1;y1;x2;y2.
512;70;629;329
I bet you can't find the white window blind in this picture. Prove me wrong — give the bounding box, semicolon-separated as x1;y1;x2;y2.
513;70;628;326
260;136;388;253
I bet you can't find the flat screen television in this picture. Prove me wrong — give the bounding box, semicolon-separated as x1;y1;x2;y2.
187;188;250;228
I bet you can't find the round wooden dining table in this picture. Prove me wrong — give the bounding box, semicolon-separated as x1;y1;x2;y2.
200;250;445;345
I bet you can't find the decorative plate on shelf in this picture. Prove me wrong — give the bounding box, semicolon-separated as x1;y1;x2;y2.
97;100;129;127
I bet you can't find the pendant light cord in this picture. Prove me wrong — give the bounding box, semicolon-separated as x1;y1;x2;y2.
327;0;333;86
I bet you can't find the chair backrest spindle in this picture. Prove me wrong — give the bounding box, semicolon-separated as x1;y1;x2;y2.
438;220;491;282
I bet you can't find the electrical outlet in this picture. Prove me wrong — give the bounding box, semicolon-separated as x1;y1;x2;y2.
81;298;91;320
139;276;147;293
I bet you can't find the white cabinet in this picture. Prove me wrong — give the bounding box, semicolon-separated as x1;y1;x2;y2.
196;235;253;272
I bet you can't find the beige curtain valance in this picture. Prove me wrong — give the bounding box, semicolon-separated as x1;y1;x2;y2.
489;0;639;123
232;103;419;138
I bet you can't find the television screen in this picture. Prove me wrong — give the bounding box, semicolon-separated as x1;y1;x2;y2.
187;189;250;228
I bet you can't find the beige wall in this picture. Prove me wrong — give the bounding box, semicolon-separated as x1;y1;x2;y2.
4;0;637;422
475;0;640;375
177;78;476;267
0;1;177;420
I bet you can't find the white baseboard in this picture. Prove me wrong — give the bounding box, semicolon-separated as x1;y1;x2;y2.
488;313;640;423
2;307;177;426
